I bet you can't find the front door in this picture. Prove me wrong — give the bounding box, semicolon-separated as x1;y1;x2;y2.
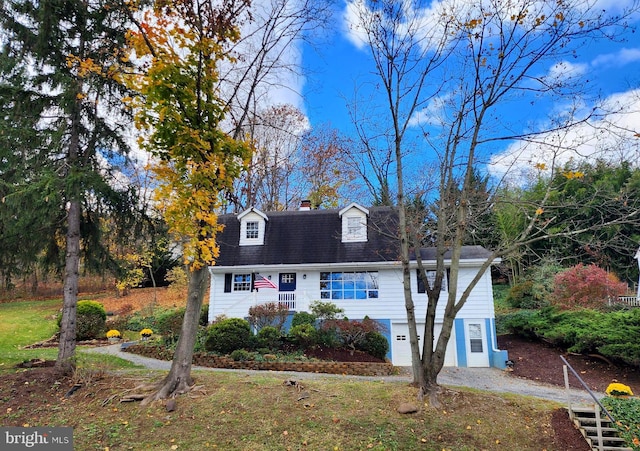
279;273;296;291
278;273;296;309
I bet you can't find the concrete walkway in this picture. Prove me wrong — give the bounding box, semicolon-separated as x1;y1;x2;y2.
85;344;601;406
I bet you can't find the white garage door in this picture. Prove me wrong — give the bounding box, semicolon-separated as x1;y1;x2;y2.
391;323;456;367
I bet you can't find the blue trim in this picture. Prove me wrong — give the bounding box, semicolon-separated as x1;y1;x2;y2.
454;318;467;367
486;317;509;369
376;319;392;361
283;311;295;331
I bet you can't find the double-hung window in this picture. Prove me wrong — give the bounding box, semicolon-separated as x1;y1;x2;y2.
233;274;252;291
245;221;259;239
347;217;364;239
417;270;448;293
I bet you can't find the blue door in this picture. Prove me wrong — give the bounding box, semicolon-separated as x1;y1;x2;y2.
279;273;296;292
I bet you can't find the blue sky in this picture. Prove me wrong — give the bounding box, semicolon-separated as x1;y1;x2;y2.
289;0;640;182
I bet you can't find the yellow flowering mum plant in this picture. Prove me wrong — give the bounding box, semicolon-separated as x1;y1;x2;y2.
139;328;153;337
606;382;634;397
106;329;121;339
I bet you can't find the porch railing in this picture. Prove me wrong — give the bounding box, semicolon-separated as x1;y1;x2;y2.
612;296;640;307
277;292;296;310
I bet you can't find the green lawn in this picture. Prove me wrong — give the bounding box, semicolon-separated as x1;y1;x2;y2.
0;299;140;371
0;297;571;450
0;299;61;368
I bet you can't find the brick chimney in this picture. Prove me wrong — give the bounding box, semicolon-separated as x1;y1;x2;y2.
299;199;312;211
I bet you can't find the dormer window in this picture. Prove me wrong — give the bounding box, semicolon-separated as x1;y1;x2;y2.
347;216;365;240
339;203;369;243
246;221;259;239
238;208;268;246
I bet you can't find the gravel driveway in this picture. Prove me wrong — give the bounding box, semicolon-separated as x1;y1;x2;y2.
86;344;600;406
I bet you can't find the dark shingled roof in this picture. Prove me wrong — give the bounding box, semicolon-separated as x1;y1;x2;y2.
213;206;493;267
413;246;493;261
214;206;400;266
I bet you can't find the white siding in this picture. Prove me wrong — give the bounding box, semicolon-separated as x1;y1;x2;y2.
209;264;494;323
454;266;496;319
209;262;496;367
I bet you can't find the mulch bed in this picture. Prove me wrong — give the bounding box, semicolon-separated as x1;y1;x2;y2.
498;334;640;392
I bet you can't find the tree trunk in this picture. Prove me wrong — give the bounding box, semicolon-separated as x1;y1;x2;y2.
55;199;81;375
142;265;208;404
420;364;443;407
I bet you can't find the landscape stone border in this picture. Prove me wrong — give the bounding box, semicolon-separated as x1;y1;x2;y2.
124;344;397;376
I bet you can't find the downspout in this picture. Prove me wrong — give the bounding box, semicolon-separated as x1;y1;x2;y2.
487;317;508;369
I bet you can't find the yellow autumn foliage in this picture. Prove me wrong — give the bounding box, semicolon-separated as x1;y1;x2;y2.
124;1;250;271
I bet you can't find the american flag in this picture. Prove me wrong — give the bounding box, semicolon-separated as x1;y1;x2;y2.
254;274;277;289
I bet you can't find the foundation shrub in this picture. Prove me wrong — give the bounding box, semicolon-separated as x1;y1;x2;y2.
324;318;385;352
205;318;251;354
288;323;318;348
314;326;341;349
310;300;344;322
357;331;389;360
255;325;281;351
291;311;316;328
248;302;289;331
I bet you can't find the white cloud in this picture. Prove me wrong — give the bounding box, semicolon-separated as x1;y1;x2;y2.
342;0;370;50
592;47;640;68
546;61;588;81
219;0;307;124
342;0;451;53
488;89;640;182
342;0;640;56
408;91;455;127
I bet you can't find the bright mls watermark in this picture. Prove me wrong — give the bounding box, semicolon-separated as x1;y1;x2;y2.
1;427;72;450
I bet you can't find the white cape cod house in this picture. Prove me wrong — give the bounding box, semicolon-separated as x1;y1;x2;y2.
208;202;508;369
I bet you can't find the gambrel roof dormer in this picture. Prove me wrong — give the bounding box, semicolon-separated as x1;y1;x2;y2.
339;203;369;243
238;207;268;246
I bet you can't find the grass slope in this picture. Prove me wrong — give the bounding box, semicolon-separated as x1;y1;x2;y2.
1;368;561;451
0;294;564;450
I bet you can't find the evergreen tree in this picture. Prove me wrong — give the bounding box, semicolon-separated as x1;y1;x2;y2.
0;0;138;373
